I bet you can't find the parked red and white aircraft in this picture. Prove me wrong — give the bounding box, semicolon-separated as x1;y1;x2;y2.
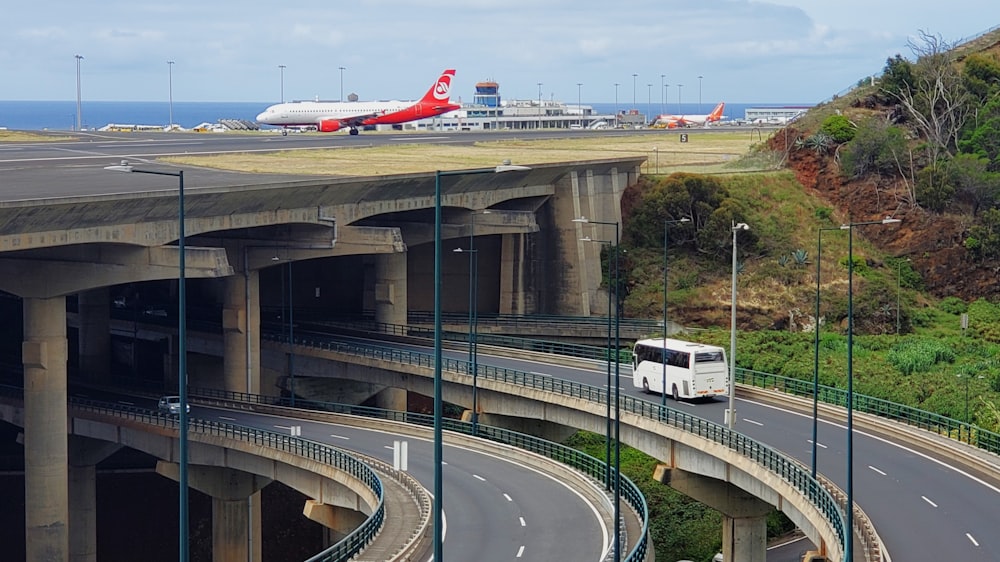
256;69;461;135
653;102;726;128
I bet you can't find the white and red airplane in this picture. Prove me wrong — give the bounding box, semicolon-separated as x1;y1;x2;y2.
653;102;726;128
256;69;461;135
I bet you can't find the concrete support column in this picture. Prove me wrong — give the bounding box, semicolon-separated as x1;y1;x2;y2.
654;466;771;562
477;413;576;443
77;288;110;384
158;463;270;562
222;273;260;395
498;234;526;315
302;500;366;539
374;253;407;326
68;439;120;562
374;386;407;412
23;295;70;562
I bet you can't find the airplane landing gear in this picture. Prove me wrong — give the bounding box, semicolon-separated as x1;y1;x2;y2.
349;127;360;136
281;129;288;136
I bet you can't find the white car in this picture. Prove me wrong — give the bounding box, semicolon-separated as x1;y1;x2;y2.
158;395;189;415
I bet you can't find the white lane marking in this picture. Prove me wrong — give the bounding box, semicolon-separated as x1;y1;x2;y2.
869;465;887;476
967;533;979;547
218;416;236;421
383;445;393;450
519;516;526;527
473;474;486;482
96;142;205;148
329;434;350;440
922;496;938;508
742;418;764;426
118;401;134;406
807;440;828;449
503;493;513;502
743;397;1000;496
391;136;449;141
516;545;525;558
274;425;290;430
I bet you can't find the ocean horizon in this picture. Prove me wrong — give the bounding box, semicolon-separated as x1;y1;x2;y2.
0;100;812;131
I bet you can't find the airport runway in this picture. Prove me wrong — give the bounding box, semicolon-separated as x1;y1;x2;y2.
0;127;756;201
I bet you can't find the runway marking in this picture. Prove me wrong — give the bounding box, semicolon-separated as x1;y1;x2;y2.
742;418;764;426
218;416;236;421
503;493;513;502
519;517;526;527
921;496;938;508
807;440;828;449
473;474;486;482
96;142;205;148
967;533;980;547
516;545;525;558
868;465;887;476
390;136;449;141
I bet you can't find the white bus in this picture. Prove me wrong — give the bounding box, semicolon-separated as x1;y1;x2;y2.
632;338;729;401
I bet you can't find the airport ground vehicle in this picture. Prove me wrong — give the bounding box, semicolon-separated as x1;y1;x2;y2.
157;395;189;415
632;338;728;400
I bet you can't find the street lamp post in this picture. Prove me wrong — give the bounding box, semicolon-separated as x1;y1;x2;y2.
104;161;188;562
896;258;910;335
577;83;583;128
614;83;620;128
537;82;543;130
453;245;479;433
662;218;690;407
728;222;749;428
338;66;346;101
844;216;901;561
660;74;666;117
812;226;844;477
698;75;703;113
75;54;84;131
434;164;530;561
278;64;286;103
167;61;175;130
647;83;652;126
957;373;984;424
632;73;638;110
574;216;622;562
677;84;683;114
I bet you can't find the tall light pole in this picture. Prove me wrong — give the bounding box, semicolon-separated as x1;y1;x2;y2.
577;82;583;128
614;83;620;128
338;66;346;101
664;84;670;114
574;216;621;562
646;83;652;125
278;64;286;103
662;218;690;407
660;74;666;117
167;61;175;130
105;161;188;562
75;54;84;131
454;208;488;434
677;84;683;115
537;82;543;130
812;226;844;478
728;222;749;428
957;373;984;424
698;75;704;113
632;73;638;110
844;216;901;562
896;258;910;335
434;164;530;561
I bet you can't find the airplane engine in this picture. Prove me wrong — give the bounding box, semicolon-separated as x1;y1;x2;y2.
319;120;342;133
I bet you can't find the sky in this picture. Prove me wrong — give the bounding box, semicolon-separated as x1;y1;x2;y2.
1;1;997;104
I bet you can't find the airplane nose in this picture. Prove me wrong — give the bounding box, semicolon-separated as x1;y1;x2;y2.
255;111;267;122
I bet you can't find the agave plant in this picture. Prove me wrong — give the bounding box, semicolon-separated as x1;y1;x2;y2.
792;249;809;265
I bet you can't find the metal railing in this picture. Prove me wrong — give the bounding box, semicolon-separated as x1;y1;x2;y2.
268;332;846;559
190;386;650;562
0;384;387;562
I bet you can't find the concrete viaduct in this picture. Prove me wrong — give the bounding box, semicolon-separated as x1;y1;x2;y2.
1;158;644;561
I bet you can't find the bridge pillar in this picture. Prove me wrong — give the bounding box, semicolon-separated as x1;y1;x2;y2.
477;413;577;443
158;462;270;562
223;273;261;395
374;253;408;326
654;466;771;562
499;233;529;314
23;295;70;562
68;438;120;562
77;288;111;385
302;500;366;539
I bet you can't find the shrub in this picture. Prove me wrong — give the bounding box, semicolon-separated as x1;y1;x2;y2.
887;339;956;375
938;296;968;315
819;114;856;143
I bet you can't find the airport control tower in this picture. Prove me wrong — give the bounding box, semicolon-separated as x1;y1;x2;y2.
474;80;500;107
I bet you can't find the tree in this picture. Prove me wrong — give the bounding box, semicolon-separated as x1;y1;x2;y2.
962;53;1000;103
882;31;973;163
839;118;910;179
947;153;1000;214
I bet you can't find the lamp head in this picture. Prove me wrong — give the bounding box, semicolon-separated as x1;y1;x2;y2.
104;160;134;173
733;222;749;231
573;217;589;224
881;217;902;224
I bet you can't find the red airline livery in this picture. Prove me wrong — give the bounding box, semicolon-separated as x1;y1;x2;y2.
256;69;461;135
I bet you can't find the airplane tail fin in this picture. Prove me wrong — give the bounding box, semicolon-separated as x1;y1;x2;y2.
708;102;725;121
420;69;457;104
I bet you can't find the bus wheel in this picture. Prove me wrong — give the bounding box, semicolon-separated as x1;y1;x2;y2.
642;378;650;393
672;384;680;401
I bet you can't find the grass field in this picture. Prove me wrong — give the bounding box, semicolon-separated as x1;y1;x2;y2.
162;131;770;176
0;130;74;142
